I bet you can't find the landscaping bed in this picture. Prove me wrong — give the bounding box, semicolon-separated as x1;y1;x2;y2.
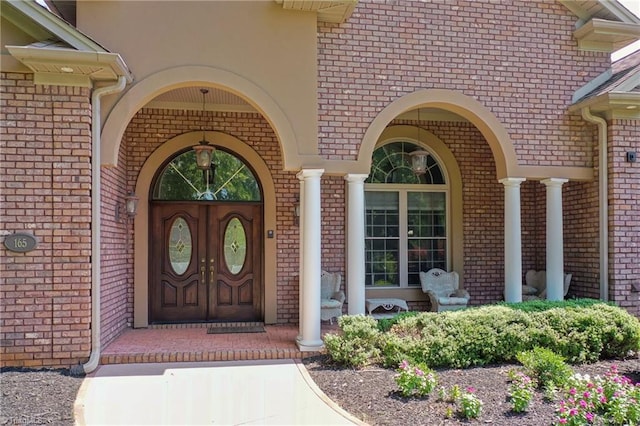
304;355;640;425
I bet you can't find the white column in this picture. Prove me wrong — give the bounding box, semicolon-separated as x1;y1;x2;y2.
296;169;324;351
297;179;305;341
542;178;568;301
345;174;368;315
500;177;526;303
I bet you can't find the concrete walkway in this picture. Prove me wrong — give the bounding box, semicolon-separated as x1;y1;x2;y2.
74;359;361;425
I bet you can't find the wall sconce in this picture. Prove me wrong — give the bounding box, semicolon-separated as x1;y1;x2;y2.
116;191;139;222
293;195;300;226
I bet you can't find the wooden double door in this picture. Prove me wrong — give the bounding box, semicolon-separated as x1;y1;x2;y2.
150;202;262;323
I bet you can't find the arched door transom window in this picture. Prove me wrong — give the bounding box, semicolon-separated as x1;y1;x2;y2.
365;141;448;288
153;149;261;201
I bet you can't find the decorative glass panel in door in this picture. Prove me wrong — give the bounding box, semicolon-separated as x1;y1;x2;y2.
223;217;247;275
168;217;192;275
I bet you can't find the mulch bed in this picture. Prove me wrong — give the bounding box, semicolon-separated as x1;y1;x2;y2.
0;367;84;426
303;354;640;426
1;355;638;426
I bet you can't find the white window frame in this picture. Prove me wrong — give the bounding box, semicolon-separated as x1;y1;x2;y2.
364;184;450;288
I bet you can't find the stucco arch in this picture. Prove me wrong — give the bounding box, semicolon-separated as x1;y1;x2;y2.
360;89;518;180
132;131;278;327
101;66;299;169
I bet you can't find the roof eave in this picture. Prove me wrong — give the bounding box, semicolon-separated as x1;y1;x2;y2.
570;92;640;119
573;19;640;52
6;45;133;87
4;0;105;52
274;0;357;23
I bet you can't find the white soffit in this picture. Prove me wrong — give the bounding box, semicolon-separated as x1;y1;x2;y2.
275;0;357;23
574;19;640;52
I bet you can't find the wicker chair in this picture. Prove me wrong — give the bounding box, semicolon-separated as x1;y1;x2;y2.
522;270;572;301
419;268;470;312
320;270;344;323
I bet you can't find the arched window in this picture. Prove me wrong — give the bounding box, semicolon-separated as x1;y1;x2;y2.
365;141;448;288
153;149;261;201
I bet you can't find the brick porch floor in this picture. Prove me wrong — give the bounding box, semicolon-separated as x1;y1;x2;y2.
99;323;339;365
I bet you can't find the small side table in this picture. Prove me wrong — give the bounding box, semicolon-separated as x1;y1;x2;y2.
365;298;409;316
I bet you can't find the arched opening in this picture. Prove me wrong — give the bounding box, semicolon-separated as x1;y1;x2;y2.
133;131;278;327
365;141;449;289
148;148;263;323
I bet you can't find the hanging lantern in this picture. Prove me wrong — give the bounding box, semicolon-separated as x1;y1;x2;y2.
410;150;429;175
192;88;215;171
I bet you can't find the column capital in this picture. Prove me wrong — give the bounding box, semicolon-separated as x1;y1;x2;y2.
541;178;569;187
344;173;369;183
499;177;526;187
296;169;324;180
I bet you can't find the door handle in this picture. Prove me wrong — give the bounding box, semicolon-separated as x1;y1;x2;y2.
201;258;206;283
209;258;215;284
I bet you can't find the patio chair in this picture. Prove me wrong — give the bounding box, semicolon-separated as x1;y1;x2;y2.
419;268;470;312
320;270;345;323
522;270;572;301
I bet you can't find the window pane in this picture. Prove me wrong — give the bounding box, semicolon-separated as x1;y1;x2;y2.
365;191;399;287
366;142;445;184
365;192;399;238
407;192;447;286
153;150;261;201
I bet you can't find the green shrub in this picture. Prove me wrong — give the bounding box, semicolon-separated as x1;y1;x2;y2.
498;298;609;313
516;347;574;389
326;302;640;370
377;311;419;332
323;315;381;367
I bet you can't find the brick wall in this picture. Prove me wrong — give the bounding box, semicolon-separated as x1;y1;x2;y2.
0;73;92;367
317;0;606;167
608;120;640;316
100;147;133;345
124;109;308;323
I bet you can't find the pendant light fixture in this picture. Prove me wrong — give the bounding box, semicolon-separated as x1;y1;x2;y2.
193;88;215;171
192;88;216;200
410;106;428;175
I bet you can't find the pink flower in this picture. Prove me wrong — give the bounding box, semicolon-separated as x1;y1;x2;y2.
599;396;607;404
559;418;567;424
569;388;577;395
579;400;587;408
415;368;424;376
583;391;591;399
466;387;475;393
399;360;409;370
585;412;594;422
569;408;578;416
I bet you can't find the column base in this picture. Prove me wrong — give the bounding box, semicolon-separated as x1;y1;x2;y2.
296;336;324;352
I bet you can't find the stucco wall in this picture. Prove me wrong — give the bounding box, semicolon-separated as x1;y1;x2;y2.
77;0;320;158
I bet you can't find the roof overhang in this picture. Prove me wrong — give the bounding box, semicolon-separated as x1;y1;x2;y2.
275;0;357;23
570;92;640;119
573;19;640;52
3;0;103;51
6;45;133;87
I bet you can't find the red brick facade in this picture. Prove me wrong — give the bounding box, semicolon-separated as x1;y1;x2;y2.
0;74;93;367
1;0;638;368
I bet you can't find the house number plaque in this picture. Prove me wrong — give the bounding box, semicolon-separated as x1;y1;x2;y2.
4;233;38;253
